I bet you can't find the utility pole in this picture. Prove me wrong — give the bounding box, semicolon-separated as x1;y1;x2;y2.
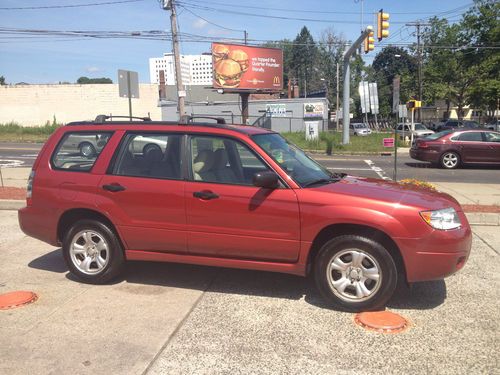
240;30;249;124
163;0;185;120
342;27;372;145
406;21;430;122
336;62;339;130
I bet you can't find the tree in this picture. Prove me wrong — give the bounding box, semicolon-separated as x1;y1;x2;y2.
372;46;417;116
290;26;319;96
77;76;113;84
0;76;5;85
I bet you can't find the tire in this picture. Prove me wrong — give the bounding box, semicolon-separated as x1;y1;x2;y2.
79;142;96;158
63;219;125;284
440;151;460;169
314;235;397;312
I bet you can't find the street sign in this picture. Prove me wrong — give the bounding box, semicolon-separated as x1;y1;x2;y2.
358;81;370;114
383;138;395;148
392;76;400;114
369;82;379;115
118;70;139;98
398;104;408;118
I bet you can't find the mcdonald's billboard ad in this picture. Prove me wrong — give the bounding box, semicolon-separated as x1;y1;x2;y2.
212;43;283;91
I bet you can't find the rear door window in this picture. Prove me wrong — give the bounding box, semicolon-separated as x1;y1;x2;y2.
52;132;112;171
112;133;182;179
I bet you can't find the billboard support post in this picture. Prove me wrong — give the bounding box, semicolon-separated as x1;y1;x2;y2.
241;93;249;124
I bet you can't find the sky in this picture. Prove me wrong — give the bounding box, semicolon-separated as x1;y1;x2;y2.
0;0;474;84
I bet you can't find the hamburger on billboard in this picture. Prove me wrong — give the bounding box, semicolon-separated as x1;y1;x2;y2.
212;43;283;91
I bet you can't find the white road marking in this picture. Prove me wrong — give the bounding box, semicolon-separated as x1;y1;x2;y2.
0;159;25;168
364;159;391;180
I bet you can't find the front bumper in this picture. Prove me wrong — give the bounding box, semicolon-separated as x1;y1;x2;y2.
395;214;472;282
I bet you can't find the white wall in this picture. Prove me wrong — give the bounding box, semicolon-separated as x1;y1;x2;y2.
0;84;162;126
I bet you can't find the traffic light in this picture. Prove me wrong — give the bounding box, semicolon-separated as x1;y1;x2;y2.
377;9;390;41
364;30;375;53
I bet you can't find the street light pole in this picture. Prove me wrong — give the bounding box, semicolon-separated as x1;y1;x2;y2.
342;27;372;145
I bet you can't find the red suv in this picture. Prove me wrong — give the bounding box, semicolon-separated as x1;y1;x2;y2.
19;117;472;311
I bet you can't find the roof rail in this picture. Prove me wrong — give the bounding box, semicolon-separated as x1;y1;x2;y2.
180;115;226;125
94;114;152;123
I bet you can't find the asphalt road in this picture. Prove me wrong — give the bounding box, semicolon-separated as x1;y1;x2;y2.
1;142;500;184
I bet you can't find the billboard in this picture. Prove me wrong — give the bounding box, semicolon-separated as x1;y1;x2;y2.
303;102;325;118
212;43;283;91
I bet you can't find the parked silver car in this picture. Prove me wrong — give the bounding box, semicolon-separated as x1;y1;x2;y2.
349;123;372;136
396;123;434;140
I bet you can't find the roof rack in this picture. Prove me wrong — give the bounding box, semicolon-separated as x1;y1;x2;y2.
94;114;151;123
180;115;226;125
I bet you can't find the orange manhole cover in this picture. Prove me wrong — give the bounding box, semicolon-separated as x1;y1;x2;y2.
354;310;409;333
0;291;38;310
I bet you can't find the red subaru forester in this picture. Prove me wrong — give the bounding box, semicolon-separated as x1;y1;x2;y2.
19;116;472;311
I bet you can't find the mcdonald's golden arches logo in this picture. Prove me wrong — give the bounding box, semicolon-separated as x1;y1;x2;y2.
273;76;280;85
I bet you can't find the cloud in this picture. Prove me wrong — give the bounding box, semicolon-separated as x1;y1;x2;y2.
85;66;102;73
192;19;207;29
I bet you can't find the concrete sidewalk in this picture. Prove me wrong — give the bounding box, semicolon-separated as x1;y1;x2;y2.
1;167;499;225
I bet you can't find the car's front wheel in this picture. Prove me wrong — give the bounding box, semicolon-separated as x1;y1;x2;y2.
440;151;460;169
63;220;125;284
314;235;397;311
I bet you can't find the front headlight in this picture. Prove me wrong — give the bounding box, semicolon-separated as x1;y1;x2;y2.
420;207;461;230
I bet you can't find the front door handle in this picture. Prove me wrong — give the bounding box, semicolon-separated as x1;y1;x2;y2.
103;184;126;192
193;191;219;200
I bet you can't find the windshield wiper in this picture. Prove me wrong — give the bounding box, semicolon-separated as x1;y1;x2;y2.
303;177;340;187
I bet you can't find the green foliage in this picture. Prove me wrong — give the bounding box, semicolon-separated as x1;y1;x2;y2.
77;76;113;84
282;132;391;154
421;1;499;118
0;75;5;85
0;121;60;142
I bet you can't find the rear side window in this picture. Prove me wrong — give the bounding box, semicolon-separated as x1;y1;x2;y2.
458;132;482;142
112;133;182;179
52;132;112;171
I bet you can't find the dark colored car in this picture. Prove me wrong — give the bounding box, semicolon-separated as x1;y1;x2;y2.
410;129;500;169
436;119;480;132
19;116;472;311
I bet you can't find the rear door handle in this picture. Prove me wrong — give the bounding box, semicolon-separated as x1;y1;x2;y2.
193;191;219;200
102;184;126;192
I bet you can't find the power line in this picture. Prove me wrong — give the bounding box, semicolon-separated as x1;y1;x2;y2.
179;0;454;15
178;4;244;32
0;0;144;10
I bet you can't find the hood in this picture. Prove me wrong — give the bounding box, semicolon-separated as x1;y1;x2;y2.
313;176;461;212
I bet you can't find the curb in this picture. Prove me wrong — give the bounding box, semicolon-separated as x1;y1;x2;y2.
0;199;498;226
0;200;24;211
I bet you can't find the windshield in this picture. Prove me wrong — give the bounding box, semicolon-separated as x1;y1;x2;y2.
415;124;427;130
424;129;453;140
252;133;338;188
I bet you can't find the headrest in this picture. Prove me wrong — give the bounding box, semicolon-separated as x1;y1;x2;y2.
213;148;228;169
193;149;214;173
144;147;162;163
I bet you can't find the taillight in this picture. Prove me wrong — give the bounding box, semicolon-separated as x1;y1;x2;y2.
418;141;429;148
26;170;35;205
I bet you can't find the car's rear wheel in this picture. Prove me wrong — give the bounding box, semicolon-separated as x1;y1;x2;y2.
79;142;96;158
440;151;460;169
314;235;397;312
63;219;124;284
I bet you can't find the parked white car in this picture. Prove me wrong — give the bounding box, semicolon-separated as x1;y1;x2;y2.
349;123;372;136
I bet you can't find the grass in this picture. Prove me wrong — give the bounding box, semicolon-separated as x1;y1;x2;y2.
282;131;400;154
0;123;401;155
0;121;60;142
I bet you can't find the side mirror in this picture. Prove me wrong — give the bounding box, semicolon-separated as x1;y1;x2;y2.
253;171;279;189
